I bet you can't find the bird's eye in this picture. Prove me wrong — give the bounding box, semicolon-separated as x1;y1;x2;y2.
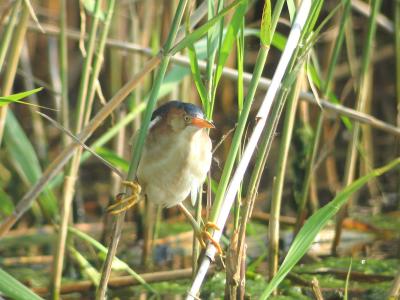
184;115;191;122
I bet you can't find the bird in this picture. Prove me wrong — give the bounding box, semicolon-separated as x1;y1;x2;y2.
107;100;222;253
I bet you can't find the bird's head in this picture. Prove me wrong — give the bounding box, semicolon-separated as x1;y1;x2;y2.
150;101;215;133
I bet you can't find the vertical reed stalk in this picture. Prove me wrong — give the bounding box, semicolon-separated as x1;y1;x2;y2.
0;0;21;73
295;0;352;232
191;0;225;273
360;68;380;198
268;71;303;279
97;1;188;298
142;0;168;268
188;2;315;297
59;0;70;144
332;0;382;254
0;2;29;145
235;0;285;251
20;43;47;160
51;1;115;298
395;0;400;207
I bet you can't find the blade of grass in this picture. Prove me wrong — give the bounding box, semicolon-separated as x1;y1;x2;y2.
68;226;157;295
0;188;14;217
233;14;245;230
21;43;48;160
211;0;247;87
295;0;352;233
268;69;304;280
68;245;101;286
208;0;282;224
260;158;400;299
0;1;29;145
52;1;114;298
209;0;248;116
344;258;353;300
4;111;58;219
59;0;70;145
235;0;278;287
0;268;44;300
332;0;382;254
187;43;208;107
170;0;244;56
0;87;44;107
0;0;21;73
396;0;400;207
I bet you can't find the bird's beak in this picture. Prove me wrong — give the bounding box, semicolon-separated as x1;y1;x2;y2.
191;117;215;129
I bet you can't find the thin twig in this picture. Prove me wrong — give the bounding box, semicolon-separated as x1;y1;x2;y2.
37;111;124;179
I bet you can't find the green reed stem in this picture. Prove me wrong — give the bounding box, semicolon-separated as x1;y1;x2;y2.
209;0;285;225
0;1;29;145
396;0;400;124
235;0;285;263
332;0;382;254
52;1;112;298
0;0;22;73
295;0;351;233
59;0;70;144
97;1;189;298
268;72;303;278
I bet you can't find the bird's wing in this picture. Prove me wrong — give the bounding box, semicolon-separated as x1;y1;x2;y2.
190;179;199;207
129;116;161;146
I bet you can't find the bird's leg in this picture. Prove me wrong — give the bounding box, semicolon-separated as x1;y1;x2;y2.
107;180;142;215
177;203;223;254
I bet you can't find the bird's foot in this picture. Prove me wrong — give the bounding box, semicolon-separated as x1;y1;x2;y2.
197;222;223;254
107;180;142;215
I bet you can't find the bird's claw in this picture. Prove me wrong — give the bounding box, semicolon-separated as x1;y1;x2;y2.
197;222;223;254
107;181;141;215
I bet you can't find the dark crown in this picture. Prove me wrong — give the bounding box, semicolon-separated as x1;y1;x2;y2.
151;100;205;120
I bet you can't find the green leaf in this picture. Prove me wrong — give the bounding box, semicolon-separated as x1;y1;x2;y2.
68;245;100;286
68;227;157;295
95;147;129;172
237;23;244;113
170;0;244;55
306;56;352;129
344;258;352;300
260;0;272;46
244;28;286;50
259;158;400;299
0;188;14;217
286;0;296;22
306;54;322;109
81;0;105;20
213;0;248;88
0;87;44;108
187;44;208;108
4;111;58;219
0;268;44;300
